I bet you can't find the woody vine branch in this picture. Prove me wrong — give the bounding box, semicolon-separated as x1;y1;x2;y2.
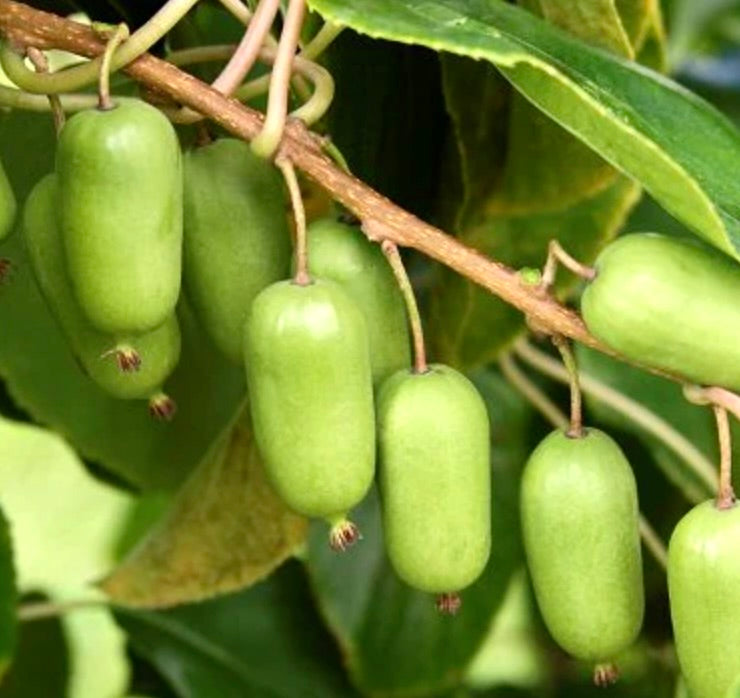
0;1;594;340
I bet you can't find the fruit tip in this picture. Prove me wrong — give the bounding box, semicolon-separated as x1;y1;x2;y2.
148;392;177;421
328;518;361;552
435;592;461;615
593;663;619;687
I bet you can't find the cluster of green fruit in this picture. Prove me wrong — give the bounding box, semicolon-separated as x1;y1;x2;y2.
522;232;740;696
4;96;492;608
4;90;740;685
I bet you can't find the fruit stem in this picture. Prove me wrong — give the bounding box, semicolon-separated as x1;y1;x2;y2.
251;0;306;159
380;240;428;375
515;339;717;498
552;335;584;438
163;46;333;128
540;239;596;294
0;84;98;113
97;23;129;111
500;354;569;431
713;405;736;510
210;0;281;98
215;0;314;101
502;350;670;570
277;157;310;286
684;384;740;425
25;47;65;134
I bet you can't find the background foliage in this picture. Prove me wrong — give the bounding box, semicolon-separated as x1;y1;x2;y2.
1;0;739;695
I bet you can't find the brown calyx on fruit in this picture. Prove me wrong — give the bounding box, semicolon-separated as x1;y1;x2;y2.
593;663;619;687
102;344;142;372
435;593;461;616
148;393;177;422
329;519;361;552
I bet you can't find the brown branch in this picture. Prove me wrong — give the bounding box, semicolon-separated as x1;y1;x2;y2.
0;0;599;350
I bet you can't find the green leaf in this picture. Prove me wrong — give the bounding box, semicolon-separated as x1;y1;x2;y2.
307;0;740;259
430;176;639;368
102;411;308;608
0;415;132;697
464;570;547;692
305;370;531;696
322;29;448;219
537;0;633;56
427;0;651;367
116;562;359;698
0;110;245;491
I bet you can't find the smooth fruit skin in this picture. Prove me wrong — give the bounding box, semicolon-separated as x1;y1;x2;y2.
23;174;181;400
56;99;183;334
582;233;740;390
668;501;740;698
0;157;16;240
183;139;290;364
377;365;491;593
521;429;644;662
305;218;410;385
243;279;375;519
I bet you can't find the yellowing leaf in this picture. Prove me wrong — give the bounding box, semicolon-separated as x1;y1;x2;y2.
102;411;308;608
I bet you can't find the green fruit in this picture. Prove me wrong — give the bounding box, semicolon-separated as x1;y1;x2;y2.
377;364;491;596
56;98;182;335
0;156;16;241
243;279;375;537
521;429;644;662
668;500;740;698
24;174;180;413
305;218;410;385
582;233;740;390
183;139;290;364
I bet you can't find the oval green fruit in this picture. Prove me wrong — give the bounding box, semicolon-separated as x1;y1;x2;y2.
0;156;16;241
668;500;740;698
521;428;644;662
305;218;410;385
24;174;180;412
183;139;290;364
377;364;491;597
582;233;740;390
243;279;375;538
56;98;183;334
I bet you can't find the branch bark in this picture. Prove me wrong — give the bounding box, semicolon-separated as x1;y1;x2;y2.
0;0;600;350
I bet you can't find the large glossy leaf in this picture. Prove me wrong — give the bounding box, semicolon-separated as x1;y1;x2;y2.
307;0;740;259
0;110;245;491
427;0;649;367
116;562;359;698
102;411;308;608
305;371;532;696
